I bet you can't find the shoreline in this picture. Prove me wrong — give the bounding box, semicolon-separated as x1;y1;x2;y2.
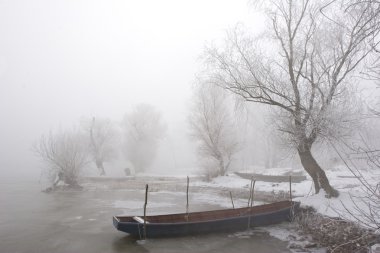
76;175;380;253
80;175;293;203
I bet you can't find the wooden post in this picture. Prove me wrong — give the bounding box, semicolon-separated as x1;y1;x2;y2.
229;191;235;209
186;176;189;221
250;180;256;208
143;184;148;240
289;175;292;201
247;177;254;207
247;178;256;228
247;177;253;207
289;175;295;221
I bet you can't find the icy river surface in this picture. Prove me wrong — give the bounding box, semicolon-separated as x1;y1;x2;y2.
0;181;291;253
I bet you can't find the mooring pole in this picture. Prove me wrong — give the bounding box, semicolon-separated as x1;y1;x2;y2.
289;175;295;221
247;177;254;207
247;178;252;207
247;178;256;229
250;180;256;208
229;191;235;209
289;175;292;201
143;184;148;240
186;176;189;221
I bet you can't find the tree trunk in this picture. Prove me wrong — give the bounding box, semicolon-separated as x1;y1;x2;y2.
218;157;226;176
264;138;271;169
63;172;81;188
298;148;339;198
265;154;271;169
96;159;106;176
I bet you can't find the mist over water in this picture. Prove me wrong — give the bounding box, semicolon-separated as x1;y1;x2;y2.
0;0;262;181
1;0;380;252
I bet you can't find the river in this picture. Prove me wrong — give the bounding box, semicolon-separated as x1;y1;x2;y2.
0;180;291;253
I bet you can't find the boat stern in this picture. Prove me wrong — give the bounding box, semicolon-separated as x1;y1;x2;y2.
112;216;120;230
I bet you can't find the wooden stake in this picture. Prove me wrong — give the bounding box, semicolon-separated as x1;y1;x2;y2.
247;177;254;207
229;191;235;209
289;175;295;221
186;176;189;221
289;175;292;201
143;184;148;240
247;178;256;228
247;179;251;207
250;180;256;208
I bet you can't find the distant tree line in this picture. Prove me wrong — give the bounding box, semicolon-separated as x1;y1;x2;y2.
33;103;166;190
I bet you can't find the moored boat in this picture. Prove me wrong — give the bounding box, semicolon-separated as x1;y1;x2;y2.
235;172;307;183
113;200;299;238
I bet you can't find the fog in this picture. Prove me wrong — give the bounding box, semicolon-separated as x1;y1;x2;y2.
0;0;263;180
2;1;380;252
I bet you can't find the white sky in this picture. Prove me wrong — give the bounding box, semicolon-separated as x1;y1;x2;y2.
0;0;264;180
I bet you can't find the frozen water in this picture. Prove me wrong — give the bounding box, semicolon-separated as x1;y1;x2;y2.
0;180;291;253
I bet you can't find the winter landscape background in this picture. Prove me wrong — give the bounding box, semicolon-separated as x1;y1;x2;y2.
1;0;380;252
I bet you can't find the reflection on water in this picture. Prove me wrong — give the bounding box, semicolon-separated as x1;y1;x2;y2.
0;181;290;253
112;231;290;253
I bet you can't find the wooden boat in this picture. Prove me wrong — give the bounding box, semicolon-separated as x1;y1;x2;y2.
235;172;307;183
113;200;299;238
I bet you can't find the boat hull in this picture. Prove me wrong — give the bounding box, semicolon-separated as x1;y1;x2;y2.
113;201;299;238
235;172;307;183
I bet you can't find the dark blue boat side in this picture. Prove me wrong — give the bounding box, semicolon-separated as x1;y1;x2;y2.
113;200;300;238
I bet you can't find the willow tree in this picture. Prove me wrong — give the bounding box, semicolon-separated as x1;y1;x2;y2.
81;117;118;176
204;0;379;197
122;104;166;172
33;129;89;189
189;84;240;179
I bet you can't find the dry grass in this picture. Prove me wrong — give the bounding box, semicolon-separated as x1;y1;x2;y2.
296;207;379;253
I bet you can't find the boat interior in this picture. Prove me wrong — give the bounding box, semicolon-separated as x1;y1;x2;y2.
115;200;296;223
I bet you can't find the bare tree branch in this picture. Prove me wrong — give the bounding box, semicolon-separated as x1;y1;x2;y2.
202;0;379;197
189;83;240;179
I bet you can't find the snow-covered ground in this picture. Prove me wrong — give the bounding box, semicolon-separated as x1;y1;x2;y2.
190;166;380;229
192;173;315;196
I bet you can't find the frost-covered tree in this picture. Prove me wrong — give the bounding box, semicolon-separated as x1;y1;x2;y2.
33;129;89;189
203;0;379;197
356;0;380;83
189;83;239;179
81;117;118;176
122;104;166;172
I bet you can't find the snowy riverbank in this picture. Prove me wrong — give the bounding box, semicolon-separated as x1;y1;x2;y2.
190;166;380;252
80;166;380;252
82;165;380;226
